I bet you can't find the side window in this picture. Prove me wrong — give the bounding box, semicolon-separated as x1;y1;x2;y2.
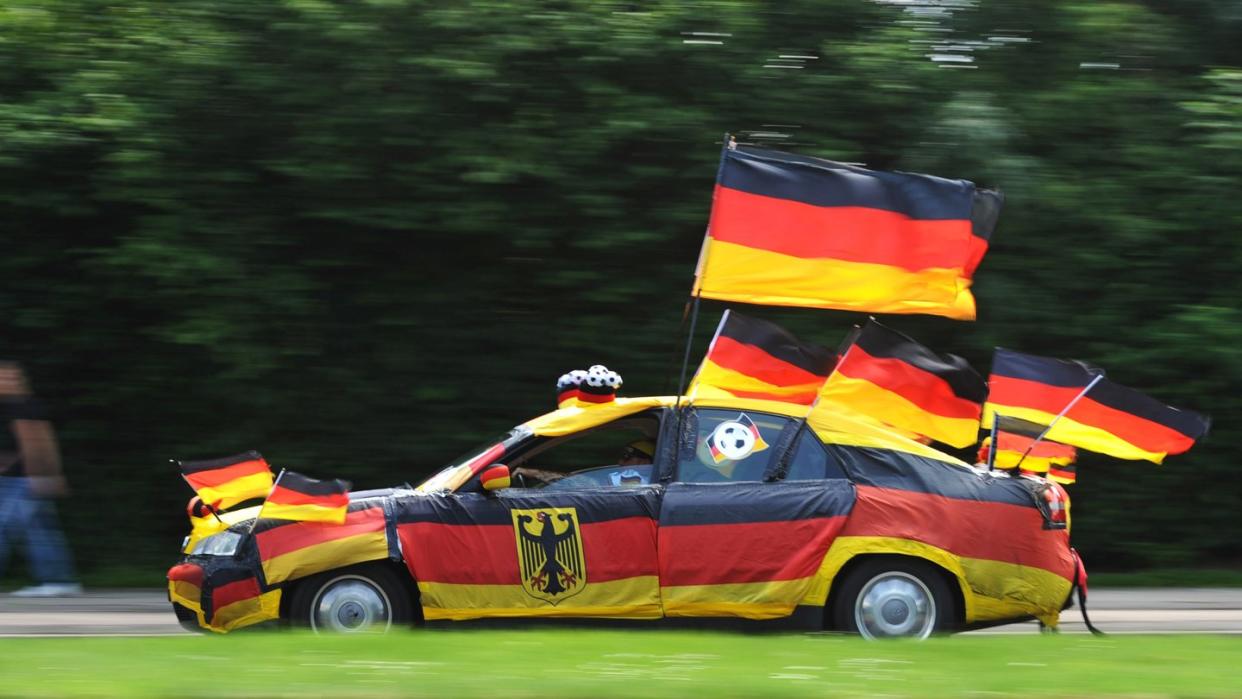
676;409;791;483
503;413;661;490
784;428;848;481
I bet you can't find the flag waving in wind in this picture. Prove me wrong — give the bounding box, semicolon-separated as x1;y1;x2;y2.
689;310;835;405
259;471;351;524
984;348;1210;463
982;415;1078;475
813;319;987;447
693;144;1002;320
179;451;274;510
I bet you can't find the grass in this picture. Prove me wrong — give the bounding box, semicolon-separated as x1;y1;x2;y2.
0;630;1239;698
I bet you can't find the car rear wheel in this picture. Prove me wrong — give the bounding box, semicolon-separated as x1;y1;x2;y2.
832;558;955;640
288;563;414;633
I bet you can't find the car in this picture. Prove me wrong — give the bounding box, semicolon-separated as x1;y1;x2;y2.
167;392;1079;638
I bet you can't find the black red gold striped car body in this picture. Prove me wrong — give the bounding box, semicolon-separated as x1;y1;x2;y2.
168;395;1076;635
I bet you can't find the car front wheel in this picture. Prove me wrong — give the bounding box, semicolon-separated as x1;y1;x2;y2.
287;563;414;633
832;558;955;640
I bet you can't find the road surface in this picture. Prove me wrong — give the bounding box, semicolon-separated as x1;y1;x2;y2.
1;588;1240;636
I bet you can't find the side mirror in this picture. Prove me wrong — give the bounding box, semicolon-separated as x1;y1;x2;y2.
480;464;511;491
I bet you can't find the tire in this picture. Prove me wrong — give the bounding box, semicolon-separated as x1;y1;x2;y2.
831;558;956;640
287;563;415;633
172;603;206;634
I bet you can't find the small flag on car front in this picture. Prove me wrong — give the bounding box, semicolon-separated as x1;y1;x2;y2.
259;470;351;524
178;451;274;510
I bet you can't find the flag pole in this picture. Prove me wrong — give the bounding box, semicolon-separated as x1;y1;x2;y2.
986;415;1000;471
249;468;285;535
676;133;735;407
1014;374;1104;471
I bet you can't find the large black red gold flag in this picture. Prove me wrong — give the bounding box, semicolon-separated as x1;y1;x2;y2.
689;310;835;405
692;144;1002;320
984;348;1210;463
258;471;351;524
178;451;274;510
813;319;987;448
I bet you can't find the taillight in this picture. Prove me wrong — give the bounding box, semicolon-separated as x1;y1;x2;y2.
1041;482;1069;530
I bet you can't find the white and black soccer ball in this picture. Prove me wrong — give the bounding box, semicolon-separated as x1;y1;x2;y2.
557;373;575;390
604;371;622;389
588;364;609;377
711;421;755;461
569;369;588;384
585;373;606;387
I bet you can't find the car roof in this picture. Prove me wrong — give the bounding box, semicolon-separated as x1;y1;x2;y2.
521;392;970;469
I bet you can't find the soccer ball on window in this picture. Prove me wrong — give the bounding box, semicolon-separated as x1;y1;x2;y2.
710;421;756;461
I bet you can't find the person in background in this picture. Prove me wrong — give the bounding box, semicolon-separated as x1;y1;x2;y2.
0;362;81;596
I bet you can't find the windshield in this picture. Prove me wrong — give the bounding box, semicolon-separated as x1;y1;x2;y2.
414;431;520;493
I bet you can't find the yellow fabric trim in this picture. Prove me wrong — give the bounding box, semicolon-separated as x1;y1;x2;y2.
196;471;275;510
207;590;282;634
807;404;972;466
983;404;1165;463
697;239;976;320
521;395;809;438
418;576;662;621
168;580;203;615
817;374;980;448
261;531;389;585
660;579;813;619
801;535;1069;628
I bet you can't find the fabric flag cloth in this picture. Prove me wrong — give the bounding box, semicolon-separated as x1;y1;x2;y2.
179;451;274;510
981;415;1078;476
984;348;1211;463
259;471;351;524
814;319;987;448
692;144;1003;320
689;310;835;405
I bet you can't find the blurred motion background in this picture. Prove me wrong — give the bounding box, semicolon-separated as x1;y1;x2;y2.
1;0;1239;584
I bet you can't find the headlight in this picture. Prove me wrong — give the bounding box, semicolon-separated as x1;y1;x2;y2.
190;531;244;556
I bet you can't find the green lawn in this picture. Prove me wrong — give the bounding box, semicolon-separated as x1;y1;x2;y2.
1;630;1238;698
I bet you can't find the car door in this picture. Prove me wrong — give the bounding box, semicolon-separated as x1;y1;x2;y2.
394;414;664;622
656;408;855;621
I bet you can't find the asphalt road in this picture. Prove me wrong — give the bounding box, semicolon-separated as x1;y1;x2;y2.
1;588;1240;637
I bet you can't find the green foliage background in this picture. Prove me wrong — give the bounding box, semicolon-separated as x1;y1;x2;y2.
1;0;1238;578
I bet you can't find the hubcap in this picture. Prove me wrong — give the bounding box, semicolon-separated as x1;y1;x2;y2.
855;571;936;639
311;576;392;633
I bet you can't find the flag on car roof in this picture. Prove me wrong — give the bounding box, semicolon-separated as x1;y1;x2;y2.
691;144;1002;320
178;451;274;510
981;415;1078;475
259;471;351;524
984;348;1210;463
689;310;835;405
813;319;987;448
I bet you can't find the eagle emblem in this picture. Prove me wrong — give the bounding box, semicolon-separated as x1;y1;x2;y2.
512;507;587;604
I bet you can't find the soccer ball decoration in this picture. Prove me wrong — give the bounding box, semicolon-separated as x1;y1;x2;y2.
556;365;622;408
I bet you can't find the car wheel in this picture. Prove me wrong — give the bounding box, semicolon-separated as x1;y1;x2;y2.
832;558;955;640
288;563;414;633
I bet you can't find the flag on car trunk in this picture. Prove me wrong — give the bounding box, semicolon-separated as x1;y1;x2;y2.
814;319;987;448
689;310;835;405
259;471;351;524
981;414;1079;475
984;348;1210;463
178;451;274;510
692;144;1002;320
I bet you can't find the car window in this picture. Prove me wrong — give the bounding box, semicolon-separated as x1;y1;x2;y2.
676;409;791;483
783;428;848;480
504;413;661;489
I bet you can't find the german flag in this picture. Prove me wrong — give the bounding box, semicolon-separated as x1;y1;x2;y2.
259;471;351;524
689;310;835;405
984;348;1210;463
981;431;1078;473
692;144;1002;320
179;451;274;510
813;319;986;448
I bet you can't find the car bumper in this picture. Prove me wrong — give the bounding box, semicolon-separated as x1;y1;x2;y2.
167;558;281;633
